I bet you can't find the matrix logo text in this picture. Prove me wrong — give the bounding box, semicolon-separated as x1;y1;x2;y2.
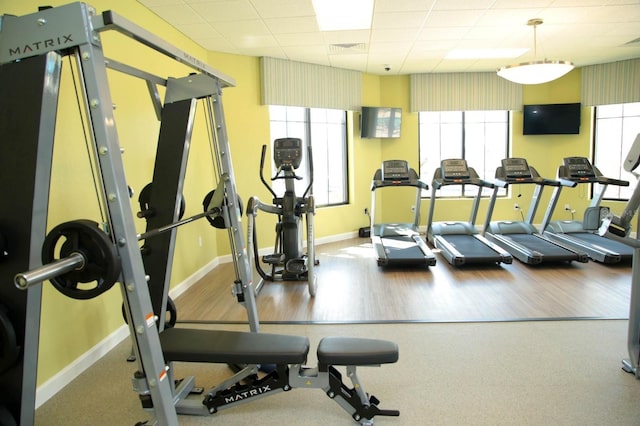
9;35;74;56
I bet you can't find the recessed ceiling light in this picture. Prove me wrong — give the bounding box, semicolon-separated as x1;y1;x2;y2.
312;0;374;31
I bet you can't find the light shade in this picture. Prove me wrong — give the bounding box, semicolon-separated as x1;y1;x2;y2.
497;60;575;85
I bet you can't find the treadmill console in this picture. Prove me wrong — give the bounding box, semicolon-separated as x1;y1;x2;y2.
563;157;596;179
441;159;470;180
381;160;410;180
501;158;532;179
273;138;303;169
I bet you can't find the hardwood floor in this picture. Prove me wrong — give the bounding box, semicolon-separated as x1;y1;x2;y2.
174;237;633;323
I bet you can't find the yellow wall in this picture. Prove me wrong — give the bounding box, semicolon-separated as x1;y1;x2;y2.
5;0;235;386
5;0;624;391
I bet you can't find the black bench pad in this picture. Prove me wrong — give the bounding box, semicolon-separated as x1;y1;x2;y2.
317;337;398;366
159;328;310;365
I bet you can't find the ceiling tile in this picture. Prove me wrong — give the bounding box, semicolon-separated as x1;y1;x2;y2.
189;0;259;22
263;16;319;34
275;32;325;46
249;0;315;18
370;28;421;43
372;11;429;29
374;0;436;13
210;19;271;37
148;4;206;24
137;0;640;75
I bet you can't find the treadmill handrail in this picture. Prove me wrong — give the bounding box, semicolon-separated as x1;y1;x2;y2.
371;179;429;190
371;168;429;191
495;166;564;187
432;176;495;190
557;164;629;186
492;179;508;188
432;167;495;190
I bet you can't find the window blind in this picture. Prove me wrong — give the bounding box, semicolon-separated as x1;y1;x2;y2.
260;57;361;111
410;72;522;112
581;58;640;106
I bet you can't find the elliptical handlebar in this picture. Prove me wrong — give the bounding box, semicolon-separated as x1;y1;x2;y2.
259;144;278;199
302;145;314;200
272;170;303;181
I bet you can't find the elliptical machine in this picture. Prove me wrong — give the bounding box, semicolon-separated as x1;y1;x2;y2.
246;138;318;296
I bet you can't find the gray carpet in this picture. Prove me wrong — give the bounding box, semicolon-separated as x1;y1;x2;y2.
35;320;640;425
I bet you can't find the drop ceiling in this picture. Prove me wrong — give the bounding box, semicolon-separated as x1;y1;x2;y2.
138;0;640;75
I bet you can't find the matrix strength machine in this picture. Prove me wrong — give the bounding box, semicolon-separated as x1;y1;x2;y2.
483;158;589;265
370;160;436;267
247;138;317;296
427;159;512;266
0;4;399;425
543;157;633;263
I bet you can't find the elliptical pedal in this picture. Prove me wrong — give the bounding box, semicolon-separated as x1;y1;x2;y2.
262;253;285;264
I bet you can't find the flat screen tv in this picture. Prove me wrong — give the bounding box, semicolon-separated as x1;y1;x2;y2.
360;106;402;138
523;103;581;135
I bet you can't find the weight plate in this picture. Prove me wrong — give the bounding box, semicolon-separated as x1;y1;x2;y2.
139;183;186;220
41;220;121;300
0;231;7;260
202;190;243;229
165;297;177;329
0;304;19;375
0;406;17;426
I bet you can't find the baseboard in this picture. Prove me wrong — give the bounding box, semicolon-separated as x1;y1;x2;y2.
317;231;358;245
217;231;358;263
35;257;220;409
168;257;220;300
35;233;356;408
35;324;130;408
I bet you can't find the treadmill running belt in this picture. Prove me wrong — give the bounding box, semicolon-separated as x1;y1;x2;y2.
569;232;633;258
382;236;427;261
443;234;501;258
507;234;576;259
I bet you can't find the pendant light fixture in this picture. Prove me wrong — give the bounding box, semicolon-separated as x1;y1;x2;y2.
497;18;574;85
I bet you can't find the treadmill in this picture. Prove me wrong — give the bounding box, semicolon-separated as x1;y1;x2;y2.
370;160;437;267
483;158;589;265
543;156;633;263
426;159;512;266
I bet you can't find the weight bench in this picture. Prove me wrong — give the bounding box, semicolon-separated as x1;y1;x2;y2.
149;327;399;425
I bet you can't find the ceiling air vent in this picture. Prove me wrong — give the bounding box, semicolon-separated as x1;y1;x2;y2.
329;43;367;54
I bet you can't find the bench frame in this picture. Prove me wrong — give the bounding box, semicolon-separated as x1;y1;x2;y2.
136;329;400;425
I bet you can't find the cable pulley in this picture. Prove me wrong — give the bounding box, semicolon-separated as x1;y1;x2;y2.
14;220;121;300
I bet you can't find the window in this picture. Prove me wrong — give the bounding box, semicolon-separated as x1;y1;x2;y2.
418;110;510;197
269;105;348;206
593;102;640;200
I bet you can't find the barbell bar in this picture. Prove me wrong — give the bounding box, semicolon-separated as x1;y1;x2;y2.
13;207;221;293
11;178;241;299
14;252;85;290
137;207;220;240
13;220;121;300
